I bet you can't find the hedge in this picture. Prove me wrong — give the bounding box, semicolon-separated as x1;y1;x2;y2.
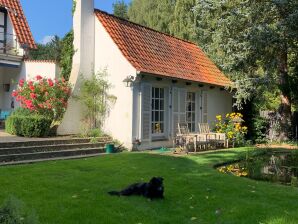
5;114;52;137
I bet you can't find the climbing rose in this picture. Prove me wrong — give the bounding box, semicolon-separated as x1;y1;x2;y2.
36;75;43;80
12;76;72;122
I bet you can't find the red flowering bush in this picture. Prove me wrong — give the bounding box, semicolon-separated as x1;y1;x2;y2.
12;75;72;123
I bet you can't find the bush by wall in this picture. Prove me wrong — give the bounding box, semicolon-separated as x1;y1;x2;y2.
5;109;52;137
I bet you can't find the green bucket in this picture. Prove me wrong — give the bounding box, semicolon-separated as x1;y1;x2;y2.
106;144;115;154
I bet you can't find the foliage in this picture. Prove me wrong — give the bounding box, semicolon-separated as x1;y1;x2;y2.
72;0;77;16
0;196;39;224
28;36;61;61
113;0;129;19
251;117;270;144
11;76;71;123
87;128;104;138
28;31;74;81
215;113;248;147
75;70;116;131
5;110;52;137
194;0;298;139
128;0;176;34
59;31;74;81
170;0;196;42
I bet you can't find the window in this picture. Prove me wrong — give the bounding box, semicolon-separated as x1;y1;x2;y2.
151;87;165;135
0;8;7;54
186;92;196;132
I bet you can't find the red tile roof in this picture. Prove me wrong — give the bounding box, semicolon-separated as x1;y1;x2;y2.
95;9;231;87
0;0;36;49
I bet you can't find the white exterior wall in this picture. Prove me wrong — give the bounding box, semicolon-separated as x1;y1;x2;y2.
0;67;20;109
21;61;59;80
94;19;137;148
57;0;95;135
0;61;60;110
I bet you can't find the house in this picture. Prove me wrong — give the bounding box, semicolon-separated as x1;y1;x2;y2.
58;0;233;150
0;0;59;114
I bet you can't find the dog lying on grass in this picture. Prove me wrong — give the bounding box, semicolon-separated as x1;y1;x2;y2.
108;177;164;200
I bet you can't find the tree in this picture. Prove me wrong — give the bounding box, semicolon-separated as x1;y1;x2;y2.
113;0;128;19
194;0;298;140
59;31;74;81
128;0;176;34
170;0;196;42
28;36;61;61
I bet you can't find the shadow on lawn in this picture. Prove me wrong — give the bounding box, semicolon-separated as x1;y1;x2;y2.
0;151;297;224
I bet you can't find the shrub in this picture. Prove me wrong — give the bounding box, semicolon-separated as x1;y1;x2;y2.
215;113;248;147
5;109;51;137
75;70;116;131
11;76;72;123
0;196;39;224
251;116;270;144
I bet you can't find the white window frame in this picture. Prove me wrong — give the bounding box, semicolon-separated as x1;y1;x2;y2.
186;92;196;132
151;87;165;137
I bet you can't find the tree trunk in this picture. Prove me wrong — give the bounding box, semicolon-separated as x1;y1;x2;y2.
277;49;292;141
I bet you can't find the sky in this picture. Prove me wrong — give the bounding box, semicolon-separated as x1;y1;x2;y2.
20;0;131;44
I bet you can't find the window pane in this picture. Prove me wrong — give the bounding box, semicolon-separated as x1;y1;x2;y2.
155;88;160;98
160;112;164;122
192;93;195;101
160;123;164;133
192;103;195;111
187;102;192;111
155;111;159;121
155;100;159;110
160;100;164;110
160;88;164;98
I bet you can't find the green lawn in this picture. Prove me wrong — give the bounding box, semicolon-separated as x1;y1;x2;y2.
0;148;298;224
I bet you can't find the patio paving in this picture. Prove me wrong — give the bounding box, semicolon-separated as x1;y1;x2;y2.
0;129;73;143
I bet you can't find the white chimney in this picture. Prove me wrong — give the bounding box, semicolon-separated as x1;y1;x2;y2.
58;0;95;135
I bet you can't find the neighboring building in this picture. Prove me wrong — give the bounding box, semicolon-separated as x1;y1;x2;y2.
0;0;59;112
58;0;233;150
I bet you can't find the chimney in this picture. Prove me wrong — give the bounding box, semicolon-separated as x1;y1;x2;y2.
58;0;95;135
71;0;95;83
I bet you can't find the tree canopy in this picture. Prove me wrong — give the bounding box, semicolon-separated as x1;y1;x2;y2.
127;0;298;139
113;0;129;19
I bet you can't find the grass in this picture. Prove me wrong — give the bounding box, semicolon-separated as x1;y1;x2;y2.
0;148;298;224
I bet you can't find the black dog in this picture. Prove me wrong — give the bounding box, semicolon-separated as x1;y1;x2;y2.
108;177;164;199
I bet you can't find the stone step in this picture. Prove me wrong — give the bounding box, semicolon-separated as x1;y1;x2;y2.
0;142;108;155
0;153;105;166
0;137;111;149
0;148;105;163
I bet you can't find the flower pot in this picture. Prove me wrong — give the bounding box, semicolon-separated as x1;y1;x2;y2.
106;144;115;154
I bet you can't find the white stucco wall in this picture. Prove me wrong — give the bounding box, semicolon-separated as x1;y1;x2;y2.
22;61;59;80
207;87;233;128
57;0;95;135
0;66;20;109
94;18;137;148
0;61;60;110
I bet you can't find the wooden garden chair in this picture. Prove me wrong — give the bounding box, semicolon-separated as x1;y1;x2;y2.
198;123;228;149
174;123;208;153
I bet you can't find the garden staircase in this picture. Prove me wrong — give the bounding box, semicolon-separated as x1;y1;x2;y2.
0;137;112;166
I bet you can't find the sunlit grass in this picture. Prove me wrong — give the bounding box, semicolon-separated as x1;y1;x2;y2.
0;148;297;224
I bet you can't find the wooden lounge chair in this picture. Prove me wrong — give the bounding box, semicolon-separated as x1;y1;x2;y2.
198;123;228;148
174;123;208;153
